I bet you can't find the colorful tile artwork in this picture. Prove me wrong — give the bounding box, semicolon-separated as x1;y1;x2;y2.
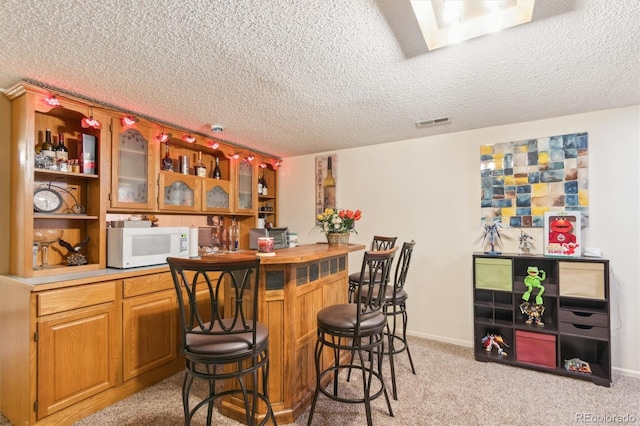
480;132;589;228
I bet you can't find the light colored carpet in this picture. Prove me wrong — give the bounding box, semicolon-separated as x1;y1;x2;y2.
1;337;638;425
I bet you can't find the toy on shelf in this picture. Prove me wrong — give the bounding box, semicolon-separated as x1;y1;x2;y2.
518;230;534;255
544;212;581;257
481;219;504;255
519;301;546;326
523;266;546;305
564;358;592;374
59;237;90;266
481;333;509;356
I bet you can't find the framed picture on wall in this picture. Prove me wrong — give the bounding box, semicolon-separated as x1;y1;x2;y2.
315;154;337;221
543;211;581;257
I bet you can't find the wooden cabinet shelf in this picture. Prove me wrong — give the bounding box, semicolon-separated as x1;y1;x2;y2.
472;253;611;386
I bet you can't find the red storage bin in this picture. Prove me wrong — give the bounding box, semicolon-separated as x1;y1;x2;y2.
515;330;556;368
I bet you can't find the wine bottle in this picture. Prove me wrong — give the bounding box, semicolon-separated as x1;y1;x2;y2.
212;156;222;179
161;141;173;171
323;156;336;210
41;129;55;159
262;175;268;196
257;174;263;195
194;151;207;177
54;133;69;160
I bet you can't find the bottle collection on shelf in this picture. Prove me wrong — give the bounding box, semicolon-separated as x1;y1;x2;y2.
161;142;225;180
203;215;240;253
36;128;86;173
258;174;268;196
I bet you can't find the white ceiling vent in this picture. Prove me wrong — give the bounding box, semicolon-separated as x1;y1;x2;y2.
415;117;451;128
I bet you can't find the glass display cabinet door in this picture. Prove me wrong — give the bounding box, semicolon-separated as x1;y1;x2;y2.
202;178;232;213
158;172;201;212
235;159;255;213
111;120;157;210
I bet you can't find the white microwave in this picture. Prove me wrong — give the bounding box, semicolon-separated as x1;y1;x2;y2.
107;227;189;268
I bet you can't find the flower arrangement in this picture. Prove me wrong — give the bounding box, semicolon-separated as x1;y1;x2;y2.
317;208;362;234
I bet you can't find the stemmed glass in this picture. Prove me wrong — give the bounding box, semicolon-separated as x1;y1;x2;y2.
33;229;63;269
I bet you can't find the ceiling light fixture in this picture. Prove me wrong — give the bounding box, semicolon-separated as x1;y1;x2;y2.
410;0;535;50
81;107;102;129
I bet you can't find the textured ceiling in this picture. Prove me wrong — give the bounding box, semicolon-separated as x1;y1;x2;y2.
0;0;638;158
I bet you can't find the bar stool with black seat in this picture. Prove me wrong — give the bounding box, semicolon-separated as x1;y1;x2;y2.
379;240;417;400
167;256;276;426
307;247;397;426
350;241;416;400
347;236;397;302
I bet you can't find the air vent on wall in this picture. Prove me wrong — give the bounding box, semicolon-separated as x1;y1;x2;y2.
415;117;451;128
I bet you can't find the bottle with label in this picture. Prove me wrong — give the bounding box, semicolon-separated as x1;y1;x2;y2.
257;174;264;195
161;141;173;171
212;156;222;179
194;151;207;177
262;175;268;196
323;156;336;211
54;133;69;160
41;129;56;159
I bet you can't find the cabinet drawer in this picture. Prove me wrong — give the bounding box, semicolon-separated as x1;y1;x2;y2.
38;281;116;316
558;309;608;327
559;322;608;340
559;262;605;300
123;272;175;298
475;258;512;291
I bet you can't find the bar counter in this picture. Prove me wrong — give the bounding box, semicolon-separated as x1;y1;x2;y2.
208;243;366;424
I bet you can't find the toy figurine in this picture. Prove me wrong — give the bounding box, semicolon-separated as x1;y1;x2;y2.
481;333;508;356
519;301;545;326
522;266;546;305
548;216;576;245
482;219;503;255
518;230;534;255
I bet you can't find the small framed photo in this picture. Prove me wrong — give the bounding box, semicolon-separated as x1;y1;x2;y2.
544;211;581;257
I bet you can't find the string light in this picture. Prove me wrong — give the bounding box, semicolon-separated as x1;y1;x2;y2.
231;153;240;159
81;107;101;129
43;94;61;107
210;141;220;150
121;115;137;127
182;134;196;143
156;132;170;143
247;154;255;161
259;162;268;168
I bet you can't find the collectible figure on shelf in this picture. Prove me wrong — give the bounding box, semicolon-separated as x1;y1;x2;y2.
518;230;534;255
564;358;592;374
519;301;546;326
481;333;509;356
482;219;504;255
523;266;546;305
59;237;90;266
544;212;581;257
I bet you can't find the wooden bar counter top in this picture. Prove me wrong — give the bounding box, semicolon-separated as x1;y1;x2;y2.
206;243;365;424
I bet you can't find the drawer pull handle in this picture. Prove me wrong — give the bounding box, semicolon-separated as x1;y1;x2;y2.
573;312;592;317
572;324;593;330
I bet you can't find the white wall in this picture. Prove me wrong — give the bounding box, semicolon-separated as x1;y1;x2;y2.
278;106;640;377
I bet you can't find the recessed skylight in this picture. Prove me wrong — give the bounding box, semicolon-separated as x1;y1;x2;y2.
410;0;535;50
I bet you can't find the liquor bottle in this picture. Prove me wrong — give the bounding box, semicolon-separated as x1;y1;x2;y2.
194;151;207;177
41;129;55;159
257;174;263;195
54;133;69;160
323;156;336;210
211;156;222;179
262;175;268;196
161;141;173;171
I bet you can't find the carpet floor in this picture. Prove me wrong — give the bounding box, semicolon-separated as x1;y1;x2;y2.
1;337;638;425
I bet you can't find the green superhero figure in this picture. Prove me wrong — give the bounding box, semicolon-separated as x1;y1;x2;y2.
523;266;546;305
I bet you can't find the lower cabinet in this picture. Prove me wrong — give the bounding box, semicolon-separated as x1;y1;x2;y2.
0;270;184;425
472;253;611;386
37;301;118;418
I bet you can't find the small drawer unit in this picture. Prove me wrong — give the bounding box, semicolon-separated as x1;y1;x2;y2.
515;330;557;368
